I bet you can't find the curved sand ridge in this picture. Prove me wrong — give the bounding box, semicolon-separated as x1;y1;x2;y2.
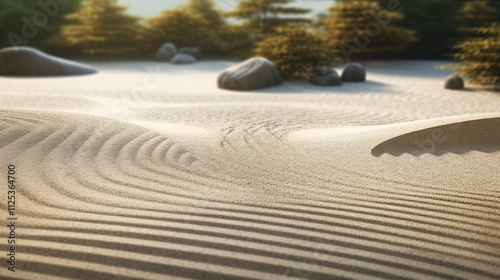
0;109;499;279
372;114;500;156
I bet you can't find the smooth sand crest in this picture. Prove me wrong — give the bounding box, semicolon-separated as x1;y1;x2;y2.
0;61;499;279
371;114;500;156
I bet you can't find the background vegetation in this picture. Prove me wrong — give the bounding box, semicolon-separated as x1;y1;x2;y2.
1;0;82;50
323;1;416;59
0;0;498;85
254;26;333;79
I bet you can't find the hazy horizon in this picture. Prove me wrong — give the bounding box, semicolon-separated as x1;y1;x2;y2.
120;0;333;17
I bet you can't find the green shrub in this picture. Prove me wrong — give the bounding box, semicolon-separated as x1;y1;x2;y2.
182;0;226;55
225;0;311;41
2;0;82;50
254;27;334;80
449;23;500;88
218;24;255;58
58;0;139;57
323;1;416;60
457;1;497;29
140;9;209;54
387;0;459;59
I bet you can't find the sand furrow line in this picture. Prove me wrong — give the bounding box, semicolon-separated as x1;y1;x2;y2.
18;234;415;280
18;219;496;278
16;189;500;277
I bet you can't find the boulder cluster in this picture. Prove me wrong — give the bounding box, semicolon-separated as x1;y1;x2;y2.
217;58;367;91
309;63;366;87
156;43;200;65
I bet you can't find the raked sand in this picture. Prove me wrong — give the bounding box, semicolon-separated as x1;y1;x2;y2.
0;60;499;279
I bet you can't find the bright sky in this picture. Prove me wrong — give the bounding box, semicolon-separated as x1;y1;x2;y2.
120;0;333;17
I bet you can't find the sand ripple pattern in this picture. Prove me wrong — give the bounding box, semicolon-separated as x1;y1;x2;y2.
0;109;499;279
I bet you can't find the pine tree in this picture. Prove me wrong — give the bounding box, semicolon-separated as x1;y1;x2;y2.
491;0;500;21
453;1;498;48
140;9;208;54
184;0;224;28
312;12;329;33
255;26;334;80
323;1;416;61
450;23;500;89
1;0;82;50
457;1;497;30
395;0;459;58
225;0;311;40
1;1;32;48
182;0;226;55
59;0;139;57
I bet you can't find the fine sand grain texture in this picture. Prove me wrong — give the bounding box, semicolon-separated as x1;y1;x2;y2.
0;61;499;279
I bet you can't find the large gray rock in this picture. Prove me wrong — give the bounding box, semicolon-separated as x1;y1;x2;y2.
156;43;177;61
171;54;197;64
179;47;201;60
0;47;96;77
341;63;366;82
218;57;282;91
444;75;464;90
314;67;334;76
311;70;342;86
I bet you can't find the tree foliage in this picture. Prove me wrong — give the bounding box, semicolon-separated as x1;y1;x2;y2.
58;0;139;56
394;0;460;58
254;26;334;80
450;23;500;88
457;1;497;29
0;0;82;50
184;0;223;28
323;1;416;60
140;8;209;54
0;1;30;48
215;23;256;58
182;0;226;55
226;0;311;40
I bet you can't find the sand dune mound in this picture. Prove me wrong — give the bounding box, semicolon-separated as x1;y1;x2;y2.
1;61;500;279
372;115;500;156
1;109;500;279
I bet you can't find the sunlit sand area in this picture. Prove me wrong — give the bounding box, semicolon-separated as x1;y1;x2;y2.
1;0;499;279
0;59;499;279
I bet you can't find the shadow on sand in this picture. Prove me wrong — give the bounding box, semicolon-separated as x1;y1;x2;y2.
371;117;500;157
247;80;393;95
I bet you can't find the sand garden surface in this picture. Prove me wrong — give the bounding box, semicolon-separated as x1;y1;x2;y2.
0;60;499;279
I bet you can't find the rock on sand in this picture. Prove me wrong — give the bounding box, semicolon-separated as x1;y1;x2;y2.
0;47;96;77
171;54;197;65
445;75;465;90
218;57;282;91
156;43;177;61
311;70;342;86
341;63;366;82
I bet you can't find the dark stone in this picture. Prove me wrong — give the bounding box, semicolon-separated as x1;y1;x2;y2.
311;70;342;86
171;54;197;64
341;63;366;82
156;43;177;61
445;75;465;90
0;47;96;77
314;67;333;76
218;57;282;91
